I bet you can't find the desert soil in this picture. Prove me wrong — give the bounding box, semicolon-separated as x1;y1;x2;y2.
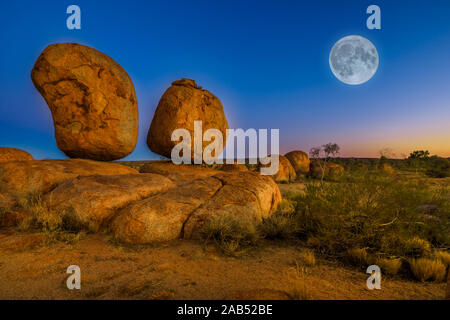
0;230;445;300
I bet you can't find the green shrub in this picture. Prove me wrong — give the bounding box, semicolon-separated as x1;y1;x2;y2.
290;172;449;258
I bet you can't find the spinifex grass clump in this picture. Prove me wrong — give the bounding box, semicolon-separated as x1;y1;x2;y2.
292;172;449;261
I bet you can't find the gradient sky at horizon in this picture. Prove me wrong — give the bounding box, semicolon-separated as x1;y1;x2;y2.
1;0;449;160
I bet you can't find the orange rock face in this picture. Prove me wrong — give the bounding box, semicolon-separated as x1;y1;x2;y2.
45;173;175;231
285;150;310;175
0;147;33;162
111;167;281;244
31;43;138;161
261;155;296;182
0;159;138;197
147;79;228;160
220;163;249;172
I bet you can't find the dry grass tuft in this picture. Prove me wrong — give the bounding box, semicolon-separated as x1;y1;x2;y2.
298;249;316;267
402;237;431;257
433;250;450;267
346;248;369;267
199;214;259;256
376;258;403;276
409;258;446;282
289;261;311;300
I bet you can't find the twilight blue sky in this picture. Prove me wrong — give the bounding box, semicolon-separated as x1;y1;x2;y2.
1;0;449;160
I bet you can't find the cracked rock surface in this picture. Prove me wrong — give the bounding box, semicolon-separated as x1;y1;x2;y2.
147;78;228;161
0;160;281;244
0;147;33;162
31;43;138;161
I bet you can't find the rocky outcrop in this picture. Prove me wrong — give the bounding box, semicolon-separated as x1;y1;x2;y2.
111;170;281;243
147;79;228;161
44;174;175;231
110;176;223;243
0;147;33;162
285;151;310;175
31;43;138;161
0;159;138;197
0;159;281;245
182;172;281;239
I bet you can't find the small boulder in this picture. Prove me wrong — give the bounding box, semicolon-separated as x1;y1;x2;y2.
0;147;33;162
31;43;138;161
147;79;228;161
0;159;138;197
285;151;310;175
260;155;296;183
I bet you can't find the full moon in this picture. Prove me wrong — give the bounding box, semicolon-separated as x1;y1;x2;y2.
329;35;379;85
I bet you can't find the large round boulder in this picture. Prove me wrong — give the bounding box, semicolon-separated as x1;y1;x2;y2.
285;151;310;175
31;43;138;161
260;155;296;183
147;79;228;161
0;147;33;162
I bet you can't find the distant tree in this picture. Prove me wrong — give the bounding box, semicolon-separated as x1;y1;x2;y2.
323;143;340;159
408;150;430;160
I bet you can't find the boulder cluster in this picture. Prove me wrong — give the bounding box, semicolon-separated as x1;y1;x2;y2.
0;42;282;244
0;42;346;243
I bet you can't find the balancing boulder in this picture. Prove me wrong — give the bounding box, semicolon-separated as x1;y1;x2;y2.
147;79;228;161
31;43;138;161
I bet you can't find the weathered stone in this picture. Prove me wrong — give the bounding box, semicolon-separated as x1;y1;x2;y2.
285;151;310;175
140;161;218;185
0;159;138;197
111;176;223;243
183;171;281;239
261;155;296;183
147;79;228;160
0;147;33;162
44;174;175;231
31;43;138;161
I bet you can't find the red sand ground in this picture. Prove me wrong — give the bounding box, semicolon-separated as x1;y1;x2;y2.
0;230;446;300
